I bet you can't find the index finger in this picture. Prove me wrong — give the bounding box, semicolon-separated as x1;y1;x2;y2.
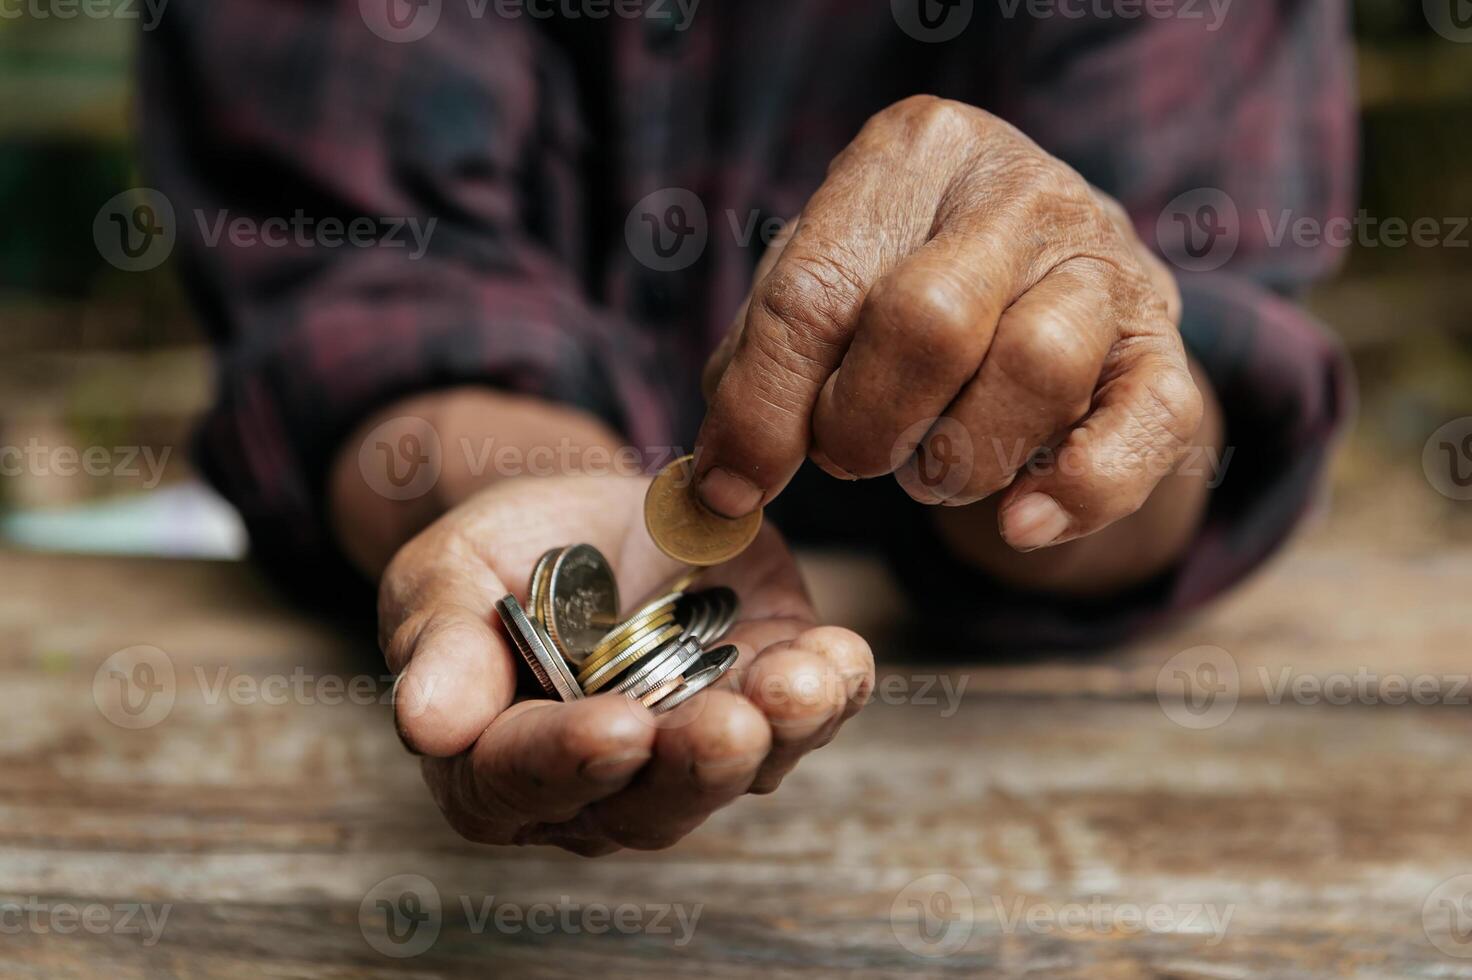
692;132;935;516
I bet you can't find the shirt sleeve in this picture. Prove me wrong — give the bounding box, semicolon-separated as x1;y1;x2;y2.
139;1;673;600
886;0;1357;651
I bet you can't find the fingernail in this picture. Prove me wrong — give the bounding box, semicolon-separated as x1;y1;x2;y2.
698;467;764;518
580;750;651;784
1002;493;1070;551
810;449;859;481
692;754;765;792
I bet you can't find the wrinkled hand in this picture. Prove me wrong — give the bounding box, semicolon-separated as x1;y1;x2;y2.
379;474;873;856
698;95;1203;552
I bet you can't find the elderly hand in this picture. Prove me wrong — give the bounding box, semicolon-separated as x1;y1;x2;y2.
378;473;872;855
698;96;1203;553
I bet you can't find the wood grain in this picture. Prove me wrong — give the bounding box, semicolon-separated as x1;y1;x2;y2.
1;544;1468;978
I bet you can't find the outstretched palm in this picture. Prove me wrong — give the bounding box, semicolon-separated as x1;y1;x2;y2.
379;474;873;855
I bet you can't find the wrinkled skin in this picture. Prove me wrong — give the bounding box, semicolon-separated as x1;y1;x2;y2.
379;474;874;855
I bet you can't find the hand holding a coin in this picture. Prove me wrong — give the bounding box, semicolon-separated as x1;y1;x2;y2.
378;474;873;855
696;95;1206;553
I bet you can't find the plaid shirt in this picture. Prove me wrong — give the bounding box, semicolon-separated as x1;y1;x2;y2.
140;0;1355;647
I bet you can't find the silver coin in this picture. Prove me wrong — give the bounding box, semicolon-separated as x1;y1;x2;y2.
545;544;619;664
698;587;739;645
611;635;686;697
617;636;704;700
495;594;583;702
676;593;713;644
652;644;740;716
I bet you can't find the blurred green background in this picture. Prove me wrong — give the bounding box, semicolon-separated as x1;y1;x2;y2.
0;2;1469;555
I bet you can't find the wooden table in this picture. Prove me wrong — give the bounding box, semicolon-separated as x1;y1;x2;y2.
2;541;1469;978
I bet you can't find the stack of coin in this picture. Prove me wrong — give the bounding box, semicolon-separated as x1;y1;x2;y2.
496;455;761;714
497;547;742;714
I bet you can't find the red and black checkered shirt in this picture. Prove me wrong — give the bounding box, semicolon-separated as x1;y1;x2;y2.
141;0;1355;648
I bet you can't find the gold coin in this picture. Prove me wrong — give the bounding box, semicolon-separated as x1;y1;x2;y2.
528;547;559;623
578;612;676;681
644;455;762;566
586;592;682;663
582;624;682;694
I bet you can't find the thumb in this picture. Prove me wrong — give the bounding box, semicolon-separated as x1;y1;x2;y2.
693;219;875;517
701;218;797;403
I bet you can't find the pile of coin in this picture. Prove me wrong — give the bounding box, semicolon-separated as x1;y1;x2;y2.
495;455;761;713
496;547;742;713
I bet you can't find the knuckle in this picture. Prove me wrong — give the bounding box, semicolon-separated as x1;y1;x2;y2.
1008;156;1088;219
755;252;862;352
382;610;430;671
910;95;976;142
994;318;1097;417
1140;363;1204;446
876;272;979;362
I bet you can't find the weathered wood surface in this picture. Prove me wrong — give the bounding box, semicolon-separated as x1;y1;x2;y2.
1;542;1469;979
